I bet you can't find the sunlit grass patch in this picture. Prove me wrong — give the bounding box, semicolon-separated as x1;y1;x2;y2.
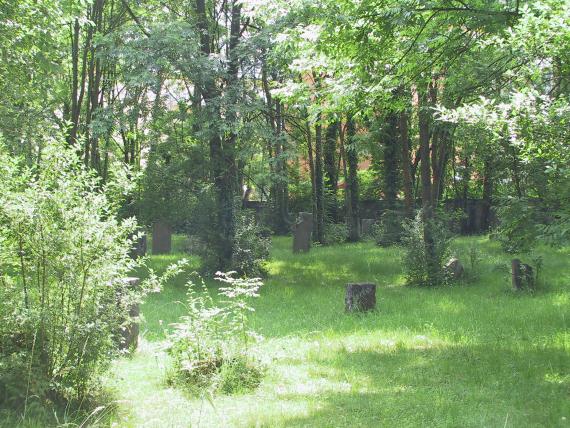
102;234;569;428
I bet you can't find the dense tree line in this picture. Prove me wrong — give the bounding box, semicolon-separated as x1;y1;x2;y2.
1;0;568;275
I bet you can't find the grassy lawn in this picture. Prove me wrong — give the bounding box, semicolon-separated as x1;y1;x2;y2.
102;235;569;427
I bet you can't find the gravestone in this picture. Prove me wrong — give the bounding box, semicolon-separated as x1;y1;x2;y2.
129;233;147;259
118;277;140;351
512;259;534;291
292;212;313;253
444;257;464;280
152;222;172;254
361;218;376;236
345;283;376;312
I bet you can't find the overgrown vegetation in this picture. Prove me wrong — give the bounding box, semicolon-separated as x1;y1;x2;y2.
401;212;453;287
167;272;264;395
0;143;138;408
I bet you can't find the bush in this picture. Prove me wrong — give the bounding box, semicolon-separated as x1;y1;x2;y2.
192;204;271;278
232;211;271;277
401;211;453;286
0;142;147;406
323;221;348;245
493;197;541;253
167;272;264;395
376;210;404;246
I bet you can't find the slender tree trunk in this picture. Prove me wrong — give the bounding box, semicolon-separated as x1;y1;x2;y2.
399;109;414;217
418;84;436;283
481;156;494;231
314;117;325;243
324;121;339;221
306;119;317;225
346;116;360;242
383;112;399;210
68;18;80;146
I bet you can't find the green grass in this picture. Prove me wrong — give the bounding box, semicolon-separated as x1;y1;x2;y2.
102;235;569;427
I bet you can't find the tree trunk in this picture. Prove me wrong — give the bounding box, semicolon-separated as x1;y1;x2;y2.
195;0;240;270
481;156;494;231
314;117;325;243
324;121;339;222
382;112;399;210
418;84;436;283
306;118;317;232
346;116;360;242
399;109;414;217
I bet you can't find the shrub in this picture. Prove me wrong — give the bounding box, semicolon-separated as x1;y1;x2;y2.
376;210;404;246
401;211;453;286
0;142;149;407
167;272;264;395
323;221;348;245
232;211;271;277
493;196;540;253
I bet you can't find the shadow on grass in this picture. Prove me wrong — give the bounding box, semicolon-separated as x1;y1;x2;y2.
251;344;569;427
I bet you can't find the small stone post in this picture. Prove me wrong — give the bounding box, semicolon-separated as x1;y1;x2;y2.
118;277;140;351
345;283;376;312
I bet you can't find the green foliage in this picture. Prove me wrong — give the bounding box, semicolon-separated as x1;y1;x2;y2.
167;272;264;395
0;142;139;406
232;211;272;277
195;208;271;277
493;197;541;254
376;210;404;247
401;212;453;287
358;169;379;200
323;221;348;245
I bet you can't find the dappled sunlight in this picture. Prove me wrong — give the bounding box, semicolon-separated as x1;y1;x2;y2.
101;235;570;427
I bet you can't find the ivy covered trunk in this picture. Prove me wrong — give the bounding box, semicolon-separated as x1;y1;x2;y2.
195;0;242;270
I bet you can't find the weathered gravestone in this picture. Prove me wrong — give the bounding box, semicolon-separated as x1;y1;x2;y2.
118;277;140;351
129;233;147;259
512;259;534;291
361;218;376;236
152;222;172;254
345;283;376;312
292;212;313;253
444;257;464;280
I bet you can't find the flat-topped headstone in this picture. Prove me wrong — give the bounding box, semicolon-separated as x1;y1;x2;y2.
152;221;172;254
292;212;313;253
345;283;376;312
361;218;376;236
118;277;140;352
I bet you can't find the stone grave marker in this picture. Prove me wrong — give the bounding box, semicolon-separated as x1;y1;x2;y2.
361;218;376;236
345;283;376;312
152;221;172;254
292;212;313;253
